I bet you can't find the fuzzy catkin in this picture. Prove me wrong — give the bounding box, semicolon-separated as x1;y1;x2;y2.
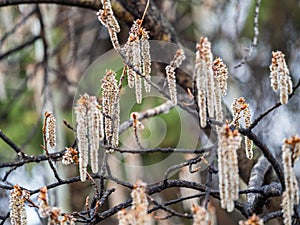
9;185;27;225
97;0;120;51
212;57;228;123
166;49;186;105
195;42;207;127
47;113;56;148
101;70;119;147
200;37;215;117
191;204;210;225
281;137;300;225
269;51;293;105
195;37;218;127
87;96;101;173
74;95;89;181
231;97;253;159
117;180;152;225
132;38;143;103
218;126;241;212
141;30;151;93
75;94;103;180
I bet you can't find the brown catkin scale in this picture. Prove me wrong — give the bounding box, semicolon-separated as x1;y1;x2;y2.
239;214;264;225
269;51;293;104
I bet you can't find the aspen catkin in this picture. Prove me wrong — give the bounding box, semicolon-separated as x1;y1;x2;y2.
166;49;186;105
269;51;293;104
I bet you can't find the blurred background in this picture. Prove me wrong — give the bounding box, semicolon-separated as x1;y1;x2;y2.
0;0;300;224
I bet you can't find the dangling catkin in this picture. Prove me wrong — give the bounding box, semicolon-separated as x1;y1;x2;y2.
281;136;300;225
212;57;228;123
191;204;211;225
9;185;27;225
74;95;89;181
75;94;103;180
231;97;253;159
166;49;186;105
218;125;241;212
141;30;151;93
269;51;293;104
200;37;215;117
97;0;120;51
101;70;119;147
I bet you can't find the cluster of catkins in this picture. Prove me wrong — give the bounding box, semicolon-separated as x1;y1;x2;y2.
9;186;75;225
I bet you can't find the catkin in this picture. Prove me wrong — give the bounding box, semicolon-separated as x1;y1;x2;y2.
9;185;27;225
212;57;228;123
75;94;103;180
124;20;152;104
195;42;207;127
166;49;186;105
231;97;253;159
74;95;89;181
117;180;152;225
101;70;119;147
97;0;120;51
47;113;56;148
141;30;151;93
281;136;300;225
87;96;101;173
191;204;211;225
194;37;217;127
218;125;241;212
200;37;215;117
269;51;293;104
